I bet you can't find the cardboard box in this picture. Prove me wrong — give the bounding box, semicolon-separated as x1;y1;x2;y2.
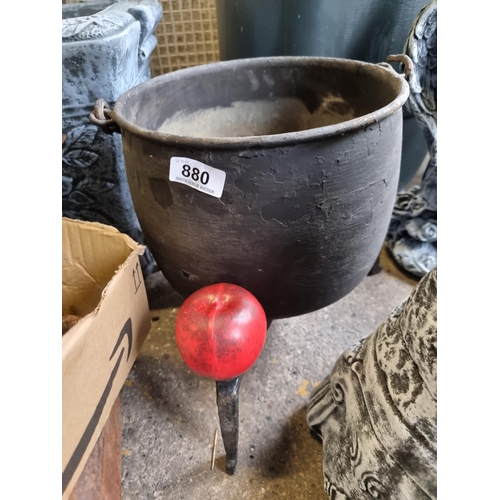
62;218;151;499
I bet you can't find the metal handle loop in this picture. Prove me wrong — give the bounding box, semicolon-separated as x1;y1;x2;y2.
89;98;120;135
385;54;414;79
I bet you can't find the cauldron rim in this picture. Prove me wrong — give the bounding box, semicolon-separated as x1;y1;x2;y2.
112;56;409;150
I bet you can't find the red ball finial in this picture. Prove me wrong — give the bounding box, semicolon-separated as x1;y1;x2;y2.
175;283;267;380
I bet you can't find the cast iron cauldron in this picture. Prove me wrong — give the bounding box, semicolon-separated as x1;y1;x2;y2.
91;56;410;319
90;55;410;474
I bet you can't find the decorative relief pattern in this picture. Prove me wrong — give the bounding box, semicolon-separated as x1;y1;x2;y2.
308;267;437;499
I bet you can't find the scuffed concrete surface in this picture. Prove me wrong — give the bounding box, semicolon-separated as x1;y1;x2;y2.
120;248;418;499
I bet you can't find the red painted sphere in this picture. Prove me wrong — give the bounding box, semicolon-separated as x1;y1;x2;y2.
175;283;267;381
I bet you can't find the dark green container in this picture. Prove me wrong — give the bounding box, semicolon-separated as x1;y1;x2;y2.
216;0;429;189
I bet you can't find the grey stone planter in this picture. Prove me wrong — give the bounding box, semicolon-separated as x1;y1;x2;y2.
62;0;162;273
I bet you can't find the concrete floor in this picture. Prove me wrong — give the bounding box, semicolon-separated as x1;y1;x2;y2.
119;248;418;500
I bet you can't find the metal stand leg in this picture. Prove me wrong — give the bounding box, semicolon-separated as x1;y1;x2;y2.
216;376;242;475
368;254;383;276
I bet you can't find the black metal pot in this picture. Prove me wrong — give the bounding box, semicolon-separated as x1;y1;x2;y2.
91;56;409;321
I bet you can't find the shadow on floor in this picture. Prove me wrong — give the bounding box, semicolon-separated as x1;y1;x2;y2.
145;271;185;310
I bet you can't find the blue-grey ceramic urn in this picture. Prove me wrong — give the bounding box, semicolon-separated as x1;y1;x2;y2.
62;0;162;273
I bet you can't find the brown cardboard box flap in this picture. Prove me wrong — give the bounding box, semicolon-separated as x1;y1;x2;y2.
62;217;145;318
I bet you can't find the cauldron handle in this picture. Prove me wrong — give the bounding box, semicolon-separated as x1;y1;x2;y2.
381;54;414;79
89;98;120;135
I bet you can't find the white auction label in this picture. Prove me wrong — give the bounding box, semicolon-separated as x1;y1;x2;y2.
169;157;226;198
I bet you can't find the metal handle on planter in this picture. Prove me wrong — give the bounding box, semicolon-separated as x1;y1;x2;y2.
379;54;414;80
89;98;120;134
